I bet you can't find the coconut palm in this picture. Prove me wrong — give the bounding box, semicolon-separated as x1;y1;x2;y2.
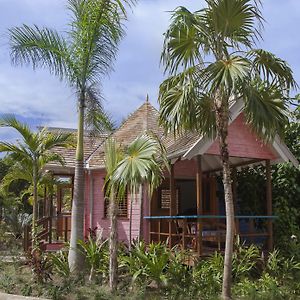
104;133;168;290
8;0;135;272
159;1;297;299
0;116;73;248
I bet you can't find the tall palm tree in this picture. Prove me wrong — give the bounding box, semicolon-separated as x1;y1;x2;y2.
104;133;168;290
0;116;73;248
159;1;296;299
9;0;135;272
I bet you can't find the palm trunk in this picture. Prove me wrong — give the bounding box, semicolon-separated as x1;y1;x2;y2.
32;163;38;250
68;95;85;272
215;99;235;300
129;193;133;251
138;185;143;241
109;189;118;291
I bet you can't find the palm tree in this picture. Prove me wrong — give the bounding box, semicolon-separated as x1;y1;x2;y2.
159;1;296;299
104;133;168;290
8;0;135;272
0;116;73;248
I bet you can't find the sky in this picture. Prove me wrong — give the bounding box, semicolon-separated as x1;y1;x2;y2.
0;0;300;144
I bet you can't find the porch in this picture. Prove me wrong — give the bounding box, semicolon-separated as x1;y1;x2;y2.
23;174;73;251
145;155;275;256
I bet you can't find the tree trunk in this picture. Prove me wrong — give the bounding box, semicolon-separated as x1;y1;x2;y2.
138;185;143;242
109;190;118;291
128;193;133;251
32;163;38;250
215;99;235;300
68;96;85;273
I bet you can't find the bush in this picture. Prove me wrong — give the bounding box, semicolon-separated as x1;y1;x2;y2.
50;249;70;278
121;240;170;289
78;232;108;282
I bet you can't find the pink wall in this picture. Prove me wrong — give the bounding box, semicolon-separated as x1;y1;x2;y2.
206;113;278;159
84;170;145;244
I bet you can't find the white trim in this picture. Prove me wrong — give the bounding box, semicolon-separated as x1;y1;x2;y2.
272;136;299;167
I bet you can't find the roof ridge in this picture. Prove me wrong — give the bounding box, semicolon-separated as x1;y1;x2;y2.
85;135;110;165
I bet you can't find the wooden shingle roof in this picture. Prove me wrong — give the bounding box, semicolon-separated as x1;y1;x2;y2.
45;128;108;170
87;100;164;168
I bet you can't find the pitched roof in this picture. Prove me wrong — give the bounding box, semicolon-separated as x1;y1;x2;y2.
86;99;164;168
45;128;108;170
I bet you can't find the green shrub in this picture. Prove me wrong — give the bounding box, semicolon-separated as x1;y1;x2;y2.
121;240;170;288
78;235;108;282
50;250;70;278
192;252;224;299
232;236;261;282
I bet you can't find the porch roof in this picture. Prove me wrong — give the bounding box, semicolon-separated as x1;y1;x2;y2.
167;99;299;170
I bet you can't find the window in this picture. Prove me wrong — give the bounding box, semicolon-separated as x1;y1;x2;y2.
158;188;179;210
104;191;128;218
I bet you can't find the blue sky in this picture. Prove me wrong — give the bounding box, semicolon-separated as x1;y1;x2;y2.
0;0;300;143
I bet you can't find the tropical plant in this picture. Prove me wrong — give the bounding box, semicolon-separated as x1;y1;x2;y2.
192;252;224;298
0;116;73;250
104;133;168;290
78;234;108;281
50;250;71;278
121;241;170;289
159;1;297;298
104;138;124;291
232;236;261;282
8;0;135;272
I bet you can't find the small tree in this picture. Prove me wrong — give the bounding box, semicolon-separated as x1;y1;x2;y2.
0;116;73;248
159;1;296;298
104;133;168;290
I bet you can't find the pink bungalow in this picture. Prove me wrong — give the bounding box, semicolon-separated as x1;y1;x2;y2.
24;98;299;255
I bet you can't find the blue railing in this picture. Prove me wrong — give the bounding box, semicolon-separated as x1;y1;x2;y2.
144;215;278;220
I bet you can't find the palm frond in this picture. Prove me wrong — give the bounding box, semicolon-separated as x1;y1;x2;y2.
68;0;133;86
38;152;66;169
159;67;216;137
84;85;115;135
161;6;206;74
205;0;263;49
242;80;289;140
202;55;250;93
0;142;31;160
103;137;124;198
9;25;73;81
37;129;74;152
0;115;35;149
247;49;297;90
112;134;168;195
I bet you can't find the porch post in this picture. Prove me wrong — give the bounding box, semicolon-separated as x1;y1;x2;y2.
196;155;203;256
49;187;53;245
43;185;47;217
232;167;239;235
169;163;176;248
266;160;273;251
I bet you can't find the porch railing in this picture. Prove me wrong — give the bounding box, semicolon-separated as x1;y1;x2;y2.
23;213;71;251
144;215;277;255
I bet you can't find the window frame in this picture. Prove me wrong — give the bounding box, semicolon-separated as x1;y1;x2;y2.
103;189;129;220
